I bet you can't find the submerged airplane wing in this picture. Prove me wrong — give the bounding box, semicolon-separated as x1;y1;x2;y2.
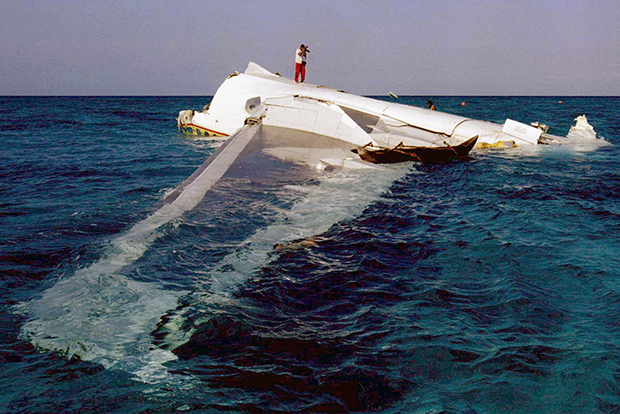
18;97;397;383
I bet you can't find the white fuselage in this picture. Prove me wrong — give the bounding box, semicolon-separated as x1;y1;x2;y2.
180;62;601;149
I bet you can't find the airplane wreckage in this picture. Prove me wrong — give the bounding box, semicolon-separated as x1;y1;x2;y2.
16;63;611;384
177;62;606;171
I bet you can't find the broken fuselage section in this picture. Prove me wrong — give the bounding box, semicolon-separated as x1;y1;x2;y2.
178;62;604;168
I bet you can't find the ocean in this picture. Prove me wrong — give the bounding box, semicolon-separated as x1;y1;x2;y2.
1;96;619;413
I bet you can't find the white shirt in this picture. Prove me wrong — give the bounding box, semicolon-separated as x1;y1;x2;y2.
295;48;305;64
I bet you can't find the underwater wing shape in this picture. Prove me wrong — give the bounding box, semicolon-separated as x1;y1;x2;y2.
17;97;397;383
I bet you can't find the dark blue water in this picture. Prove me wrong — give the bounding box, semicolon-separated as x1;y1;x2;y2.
1;96;619;413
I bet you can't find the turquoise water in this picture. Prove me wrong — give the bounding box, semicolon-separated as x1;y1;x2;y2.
1;96;619;413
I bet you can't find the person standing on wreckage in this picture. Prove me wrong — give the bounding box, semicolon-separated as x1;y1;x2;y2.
295;44;309;83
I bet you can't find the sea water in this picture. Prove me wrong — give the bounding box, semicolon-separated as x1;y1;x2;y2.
1;96;619;413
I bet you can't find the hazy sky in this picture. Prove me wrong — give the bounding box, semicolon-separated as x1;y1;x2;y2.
1;0;619;96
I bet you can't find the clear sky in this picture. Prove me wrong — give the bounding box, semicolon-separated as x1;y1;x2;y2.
1;0;618;96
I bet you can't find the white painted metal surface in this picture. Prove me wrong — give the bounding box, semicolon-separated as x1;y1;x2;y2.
178;62;605;150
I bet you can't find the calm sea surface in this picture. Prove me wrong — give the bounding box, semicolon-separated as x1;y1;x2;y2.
1;96;619;413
